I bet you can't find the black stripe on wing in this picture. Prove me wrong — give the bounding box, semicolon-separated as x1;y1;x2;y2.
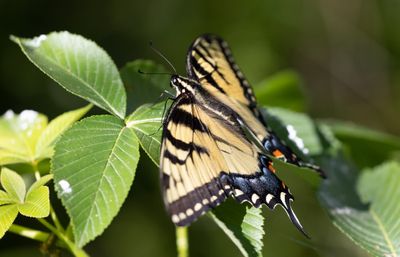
189;58;227;94
210;36;257;109
169;108;207;133
166;174;232;226
186;34;258;111
164;129;209;155
161;93;228;226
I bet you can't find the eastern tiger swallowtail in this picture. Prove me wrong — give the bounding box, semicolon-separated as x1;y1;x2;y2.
160;34;324;237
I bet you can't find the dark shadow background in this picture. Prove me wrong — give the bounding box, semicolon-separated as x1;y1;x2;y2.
0;0;398;256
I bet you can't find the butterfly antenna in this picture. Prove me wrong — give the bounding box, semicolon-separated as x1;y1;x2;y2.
149;41;177;74
138;69;172;76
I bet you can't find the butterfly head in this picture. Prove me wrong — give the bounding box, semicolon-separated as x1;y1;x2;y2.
170;75;197;95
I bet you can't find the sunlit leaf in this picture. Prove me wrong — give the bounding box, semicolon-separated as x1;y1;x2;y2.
0;205;19;239
0;190;13;205
0;110;47;164
18;186;50;218
27;174;53;195
126;102;168;165
12;32;126;118
121;60;170;113
0;106;89;166
0;150;27;166
320;161;400;257
265;107;323;157
52;115;140;247
35;105;91;159
356;162;400;256
210;200;264;257
1;168;26;203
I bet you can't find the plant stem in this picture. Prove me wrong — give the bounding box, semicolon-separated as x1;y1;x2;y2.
32;166;66;235
176;226;189;257
65;223;74;240
30;164;86;256
38;219;89;257
32;162;41;180
9;224;68;248
9;224;50;242
30;161;85;256
50;205;64;233
34;171;41;180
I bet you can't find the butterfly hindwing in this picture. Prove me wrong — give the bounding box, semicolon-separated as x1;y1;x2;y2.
160;82;307;235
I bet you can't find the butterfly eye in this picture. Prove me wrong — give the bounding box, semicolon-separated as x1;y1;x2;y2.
171;76;178;86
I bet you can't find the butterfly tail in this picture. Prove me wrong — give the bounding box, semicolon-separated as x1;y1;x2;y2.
228;156;310;238
279;192;310;239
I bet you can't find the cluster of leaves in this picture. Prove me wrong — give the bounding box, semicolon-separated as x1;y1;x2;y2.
0;31;398;257
0;168;52;237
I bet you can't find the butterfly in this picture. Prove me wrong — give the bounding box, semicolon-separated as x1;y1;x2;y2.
159;34;324;237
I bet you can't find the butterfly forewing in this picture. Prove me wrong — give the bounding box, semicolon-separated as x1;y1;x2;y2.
186;34;261;118
160;94;230;225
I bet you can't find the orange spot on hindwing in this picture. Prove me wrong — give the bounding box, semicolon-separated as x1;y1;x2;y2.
268;161;276;173
273;150;284;158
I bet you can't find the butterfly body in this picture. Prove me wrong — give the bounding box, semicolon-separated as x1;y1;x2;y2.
160;34;323;237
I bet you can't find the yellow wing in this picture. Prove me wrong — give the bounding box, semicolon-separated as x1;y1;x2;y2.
186;34;262;120
160;92;306;235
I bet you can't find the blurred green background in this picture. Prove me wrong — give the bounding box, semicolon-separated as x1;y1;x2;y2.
0;0;399;256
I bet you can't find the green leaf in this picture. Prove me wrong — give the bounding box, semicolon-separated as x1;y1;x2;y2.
52;115;140;247
265;108;313;153
121;60;170;113
18;186;50;218
0;205;19;239
261;108;340;187
0;110;48;164
126;102;168;165
35;105;91;159
1;168;26;203
265;107;323;157
356;162;400;257
0;106;90;166
0;190;13;205
320;161;400;257
27;174;53;195
12;32;126;118
325;120;400;168
0;151;27;166
255;70;306;112
209;200;264;257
